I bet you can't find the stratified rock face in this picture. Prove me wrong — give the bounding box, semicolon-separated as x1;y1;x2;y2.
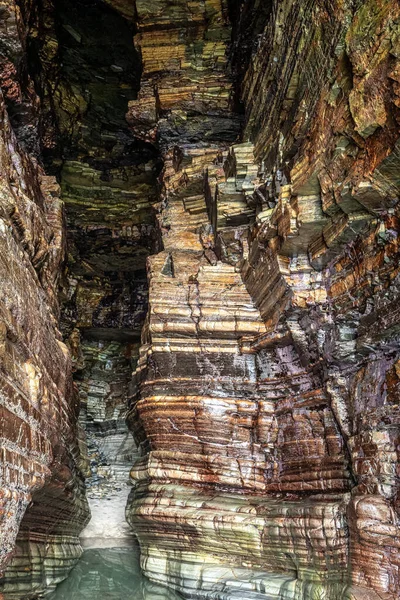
126;1;400;599
0;1;89;595
0;0;399;598
126;0;241;146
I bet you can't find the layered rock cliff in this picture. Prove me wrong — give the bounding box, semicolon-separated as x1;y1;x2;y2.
126;1;400;599
0;0;399;599
0;1;89;595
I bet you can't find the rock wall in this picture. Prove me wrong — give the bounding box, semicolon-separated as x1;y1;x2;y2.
126;1;400;599
0;0;89;595
0;0;155;588
0;0;399;599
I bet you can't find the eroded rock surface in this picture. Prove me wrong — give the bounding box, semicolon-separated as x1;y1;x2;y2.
0;1;89;594
0;0;399;599
126;1;400;599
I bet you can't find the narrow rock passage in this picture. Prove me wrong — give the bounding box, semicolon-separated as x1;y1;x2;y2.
51;0;161;565
74;338;139;547
79;429;136;547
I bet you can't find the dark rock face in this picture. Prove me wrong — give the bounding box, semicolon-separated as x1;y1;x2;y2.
0;0;89;592
125;1;400;600
0;0;399;599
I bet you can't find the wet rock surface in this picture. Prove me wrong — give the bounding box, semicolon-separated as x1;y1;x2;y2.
0;0;399;599
125;1;400;600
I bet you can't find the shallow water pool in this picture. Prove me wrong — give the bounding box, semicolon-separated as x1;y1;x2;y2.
46;547;181;600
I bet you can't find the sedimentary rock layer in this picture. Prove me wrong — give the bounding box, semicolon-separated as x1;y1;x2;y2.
126;1;400;599
0;0;399;599
0;2;89;595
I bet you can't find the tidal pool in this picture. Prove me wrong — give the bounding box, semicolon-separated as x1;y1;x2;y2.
46;546;181;600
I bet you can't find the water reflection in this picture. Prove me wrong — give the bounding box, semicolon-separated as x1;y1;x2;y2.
46;546;180;600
